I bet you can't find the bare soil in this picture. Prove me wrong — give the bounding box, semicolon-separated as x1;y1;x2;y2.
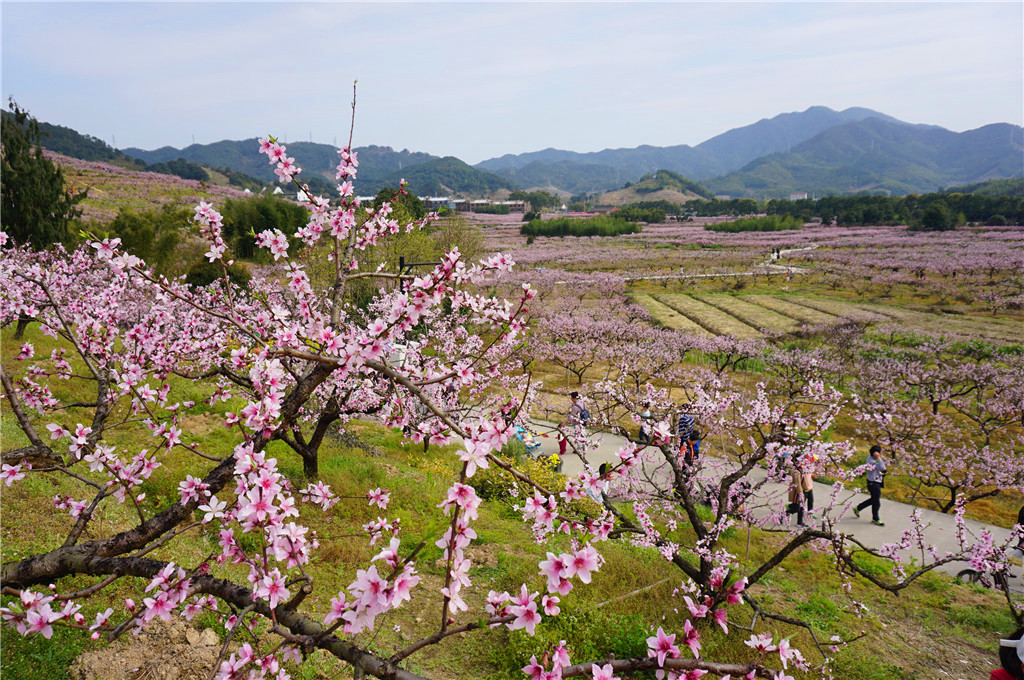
70;619;223;680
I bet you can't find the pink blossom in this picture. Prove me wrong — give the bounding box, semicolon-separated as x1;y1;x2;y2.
2;464;26;487
646;626;680;667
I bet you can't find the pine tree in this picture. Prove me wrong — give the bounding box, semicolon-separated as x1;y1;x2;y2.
1;99;84;248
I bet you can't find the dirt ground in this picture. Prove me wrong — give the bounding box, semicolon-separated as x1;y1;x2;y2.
70;619;223;680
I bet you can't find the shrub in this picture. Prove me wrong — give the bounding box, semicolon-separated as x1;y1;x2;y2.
220;195;310;260
185;259;251;288
472;204;510;215
986;214;1008;226
614;206;666;223
520;215;641;238
474;442;559;502
913;202;956;231
106;205;193;276
704;215;803;232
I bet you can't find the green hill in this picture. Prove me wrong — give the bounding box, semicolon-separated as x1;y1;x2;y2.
123;139;440;192
704;119;1024;198
1;109;144;169
944;177;1024;198
378;156;514;196
595;169;712;206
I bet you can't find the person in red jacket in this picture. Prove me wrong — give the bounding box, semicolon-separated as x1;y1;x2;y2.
992;628;1024;680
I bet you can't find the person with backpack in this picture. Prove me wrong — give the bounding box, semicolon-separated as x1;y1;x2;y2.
683;430;700;463
558;391;588;457
853;444;887;526
677;405;695;443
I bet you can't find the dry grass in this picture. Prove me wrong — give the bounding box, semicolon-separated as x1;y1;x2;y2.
693;293;801;334
742;294;841;326
654;294;763;339
786;296;888;323
631;294;712;336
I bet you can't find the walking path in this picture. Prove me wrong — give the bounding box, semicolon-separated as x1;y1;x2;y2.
622;245;818;282
525;419;1023;593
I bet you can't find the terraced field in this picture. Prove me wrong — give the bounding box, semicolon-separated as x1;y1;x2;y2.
632;295;711;336
653;294;762;339
693;294;801;334
742;295;839;326
634;290;1023;345
786;296;888;323
856;304;1024;344
792;296;1024;344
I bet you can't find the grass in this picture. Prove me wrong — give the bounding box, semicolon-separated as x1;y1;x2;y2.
3;388;1020;680
742;294;841;326
654;293;763;339
4;238;1023;679
631;293;712;336
693;293;801;334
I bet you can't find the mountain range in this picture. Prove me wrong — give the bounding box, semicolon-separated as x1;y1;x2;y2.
34;105;1024;200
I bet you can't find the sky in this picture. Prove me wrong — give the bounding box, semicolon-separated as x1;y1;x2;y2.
2;2;1022;165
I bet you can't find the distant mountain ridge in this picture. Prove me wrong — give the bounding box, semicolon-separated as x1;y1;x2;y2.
20;104;1024;201
704;118;1024;198
476;106;909;191
122;140;515;196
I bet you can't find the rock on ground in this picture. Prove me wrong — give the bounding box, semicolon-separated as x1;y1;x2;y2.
70;618;222;680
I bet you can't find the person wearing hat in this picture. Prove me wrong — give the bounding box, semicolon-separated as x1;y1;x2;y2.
992;628;1024;680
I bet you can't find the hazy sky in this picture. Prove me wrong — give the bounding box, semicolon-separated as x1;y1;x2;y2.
2;2;1021;164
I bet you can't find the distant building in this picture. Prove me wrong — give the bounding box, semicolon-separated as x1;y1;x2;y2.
789;191;809;201
425;196;455;211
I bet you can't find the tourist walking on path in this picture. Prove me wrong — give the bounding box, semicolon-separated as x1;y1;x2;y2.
558;391;585;458
786;455;811;527
854;444;887;526
681;430;701;471
677;405;695;444
638;402;652;444
1016;504;1024;551
801;456;815;515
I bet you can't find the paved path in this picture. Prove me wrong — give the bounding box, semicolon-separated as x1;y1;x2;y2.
524;419;1023;593
622;245;818;282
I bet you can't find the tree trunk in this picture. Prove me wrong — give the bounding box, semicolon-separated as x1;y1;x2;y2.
302;450;319;479
13;315;33;340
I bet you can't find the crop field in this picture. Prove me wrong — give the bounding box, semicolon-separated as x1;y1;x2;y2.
740;294;839;326
653;293;762;338
632;294;712;336
5;154;1024;680
849;302;1024;344
633;291;1024;344
693;293;802;334
785;296;889;323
